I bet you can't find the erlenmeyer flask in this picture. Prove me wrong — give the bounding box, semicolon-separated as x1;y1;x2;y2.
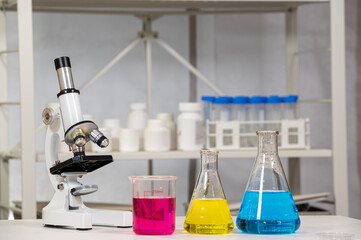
184;149;234;234
236;131;300;234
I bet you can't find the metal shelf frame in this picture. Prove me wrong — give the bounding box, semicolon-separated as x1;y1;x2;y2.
0;0;348;218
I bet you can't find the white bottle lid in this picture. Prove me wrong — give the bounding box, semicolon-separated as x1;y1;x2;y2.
130;103;147;110
147;119;166;128
156;113;174;122
179;102;202;112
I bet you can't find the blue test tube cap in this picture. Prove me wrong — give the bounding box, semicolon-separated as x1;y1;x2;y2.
266;95;281;104
283;95;298;103
215;96;232;104
201;96;216;102
249;96;265;104
233;96;249;104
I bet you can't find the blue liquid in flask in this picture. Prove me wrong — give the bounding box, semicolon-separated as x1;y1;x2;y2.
236;190;300;234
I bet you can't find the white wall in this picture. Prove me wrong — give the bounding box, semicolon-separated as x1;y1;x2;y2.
5;1;361;218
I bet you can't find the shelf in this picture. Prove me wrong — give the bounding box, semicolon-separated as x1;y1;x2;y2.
4;148;332;162
4;0;329;15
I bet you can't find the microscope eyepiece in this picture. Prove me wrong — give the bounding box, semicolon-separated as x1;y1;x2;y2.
54;56;71;70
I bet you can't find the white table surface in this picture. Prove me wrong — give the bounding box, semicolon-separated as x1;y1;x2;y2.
0;216;361;240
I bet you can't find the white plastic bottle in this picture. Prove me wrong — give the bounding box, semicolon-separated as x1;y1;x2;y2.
119;128;140;152
144;119;170;152
127;103;148;129
177;102;204;151
102;118;121;151
127;103;148;150
156;113;177;150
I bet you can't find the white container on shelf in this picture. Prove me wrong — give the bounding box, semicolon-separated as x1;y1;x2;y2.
102;118;121;151
177;102;204;151
156;113;177;150
127;103;148;150
91;128;112;153
127;103;148;129
144;119;170;152
119;128;140;152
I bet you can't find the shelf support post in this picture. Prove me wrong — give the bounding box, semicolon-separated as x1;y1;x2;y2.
143;17;153;175
17;0;36;219
0;6;10;220
330;0;349;216
188;11;198;201
285;7;301;195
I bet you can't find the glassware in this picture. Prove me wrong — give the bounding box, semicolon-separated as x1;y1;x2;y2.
265;95;281;131
184;149;234;234
282;95;298;120
248;96;266;147
201;96;216;121
236;131;300;234
214;96;233;121
128;176;177;235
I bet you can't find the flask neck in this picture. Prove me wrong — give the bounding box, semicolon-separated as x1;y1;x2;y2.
201;150;218;171
257;132;278;154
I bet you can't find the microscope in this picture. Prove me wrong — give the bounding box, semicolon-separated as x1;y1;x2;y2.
41;56;132;230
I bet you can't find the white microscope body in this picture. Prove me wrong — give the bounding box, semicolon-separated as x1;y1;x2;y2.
42;56;132;230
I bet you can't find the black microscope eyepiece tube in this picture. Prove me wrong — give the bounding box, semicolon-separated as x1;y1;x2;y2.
54;56;76;92
54;56;71;70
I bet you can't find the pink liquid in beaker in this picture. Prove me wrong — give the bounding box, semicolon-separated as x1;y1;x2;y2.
132;197;176;235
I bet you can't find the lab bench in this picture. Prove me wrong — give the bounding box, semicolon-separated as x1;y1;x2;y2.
1;216;361;240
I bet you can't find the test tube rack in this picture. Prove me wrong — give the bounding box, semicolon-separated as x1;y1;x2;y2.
206;119;310;150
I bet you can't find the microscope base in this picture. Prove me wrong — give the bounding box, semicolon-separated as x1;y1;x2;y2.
43;206;132;230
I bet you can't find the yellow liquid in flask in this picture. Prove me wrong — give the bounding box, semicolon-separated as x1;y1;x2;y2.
184;199;234;234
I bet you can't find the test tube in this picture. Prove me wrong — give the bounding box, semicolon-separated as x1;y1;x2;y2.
265;95;281;131
201;96;216;121
214;96;233;121
232;96;249;122
248;96;266;147
282;95;298;120
233;96;249;148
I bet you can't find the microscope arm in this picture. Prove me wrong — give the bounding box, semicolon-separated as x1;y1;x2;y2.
44;105;65;190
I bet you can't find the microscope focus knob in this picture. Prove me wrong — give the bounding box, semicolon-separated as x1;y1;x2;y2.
71;184;98;196
42;108;55;125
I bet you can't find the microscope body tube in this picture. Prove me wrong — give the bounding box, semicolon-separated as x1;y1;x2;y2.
54;56;109;149
59;92;83;131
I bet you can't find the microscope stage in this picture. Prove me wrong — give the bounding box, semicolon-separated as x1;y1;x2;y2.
50;155;113;175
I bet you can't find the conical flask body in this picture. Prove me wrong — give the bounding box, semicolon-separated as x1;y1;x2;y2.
236;131;300;234
184;150;234;234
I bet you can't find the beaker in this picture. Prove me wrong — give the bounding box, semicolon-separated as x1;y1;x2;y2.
236;131;300;234
128;176;177;235
184;149;234;234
